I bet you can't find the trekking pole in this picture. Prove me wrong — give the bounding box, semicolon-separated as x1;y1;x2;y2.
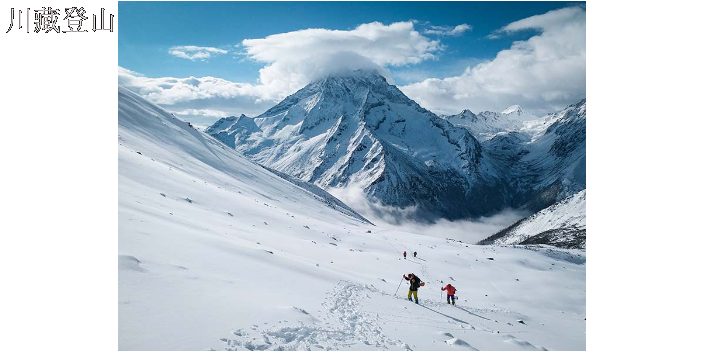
394;278;404;297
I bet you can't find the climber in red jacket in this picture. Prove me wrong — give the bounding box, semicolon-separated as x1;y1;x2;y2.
441;284;457;305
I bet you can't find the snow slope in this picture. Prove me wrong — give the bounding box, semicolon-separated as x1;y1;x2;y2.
119;86;585;350
479;190;586;249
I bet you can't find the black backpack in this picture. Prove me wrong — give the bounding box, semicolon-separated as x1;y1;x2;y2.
415;275;423;287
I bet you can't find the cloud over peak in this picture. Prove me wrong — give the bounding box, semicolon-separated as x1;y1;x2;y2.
243;21;440;66
239;21;441;100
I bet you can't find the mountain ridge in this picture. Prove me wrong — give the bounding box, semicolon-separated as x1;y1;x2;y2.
208;69;510;221
207;69;585;222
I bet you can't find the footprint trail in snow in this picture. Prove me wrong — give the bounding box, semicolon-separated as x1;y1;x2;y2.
220;282;398;350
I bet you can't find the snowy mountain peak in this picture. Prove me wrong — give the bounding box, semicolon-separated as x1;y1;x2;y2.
208;68;509;221
316;69;401;97
500;105;539;122
572;98;586;114
501;105;524;115
325;68;388;81
256;68;408;123
456;109;477;119
444;104;550;142
206;113;260;136
309;69;391;93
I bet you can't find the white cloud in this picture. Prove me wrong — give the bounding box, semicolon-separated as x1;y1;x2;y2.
401;6;586;115
424;23;472;36
328;185;528;243
168;45;228;61
243;21;440;66
118;67;260;106
241;21;441;100
171;108;230;118
118;67;276;126
502;7;583;33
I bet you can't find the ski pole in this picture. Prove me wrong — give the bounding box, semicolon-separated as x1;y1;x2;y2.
394;278;404;297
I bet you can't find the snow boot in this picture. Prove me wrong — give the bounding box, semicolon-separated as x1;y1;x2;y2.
415;299;419;304
408;298;412;302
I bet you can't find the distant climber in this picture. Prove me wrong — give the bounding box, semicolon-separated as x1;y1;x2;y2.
403;251;407;259
442;283;457;305
413;251;417;258
404;273;424;304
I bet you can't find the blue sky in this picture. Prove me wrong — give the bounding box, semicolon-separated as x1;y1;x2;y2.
118;1;586;127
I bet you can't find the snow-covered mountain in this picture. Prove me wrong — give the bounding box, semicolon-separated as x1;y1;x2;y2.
447;100;586;212
119;85;586;350
442;105;543;142
441;109;499;141
207;69;508;221
501;105;527;116
207;70;585;221
479;190;586;249
444;101;587;248
515;100;586;211
207;113;261;146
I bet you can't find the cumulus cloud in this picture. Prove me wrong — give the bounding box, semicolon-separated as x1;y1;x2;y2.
168;45;228;61
118;67;262;106
241;21;441;100
424;23;472;36
243;22;440;66
401;6;586;115
328;185;528;243
118;67;276;126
